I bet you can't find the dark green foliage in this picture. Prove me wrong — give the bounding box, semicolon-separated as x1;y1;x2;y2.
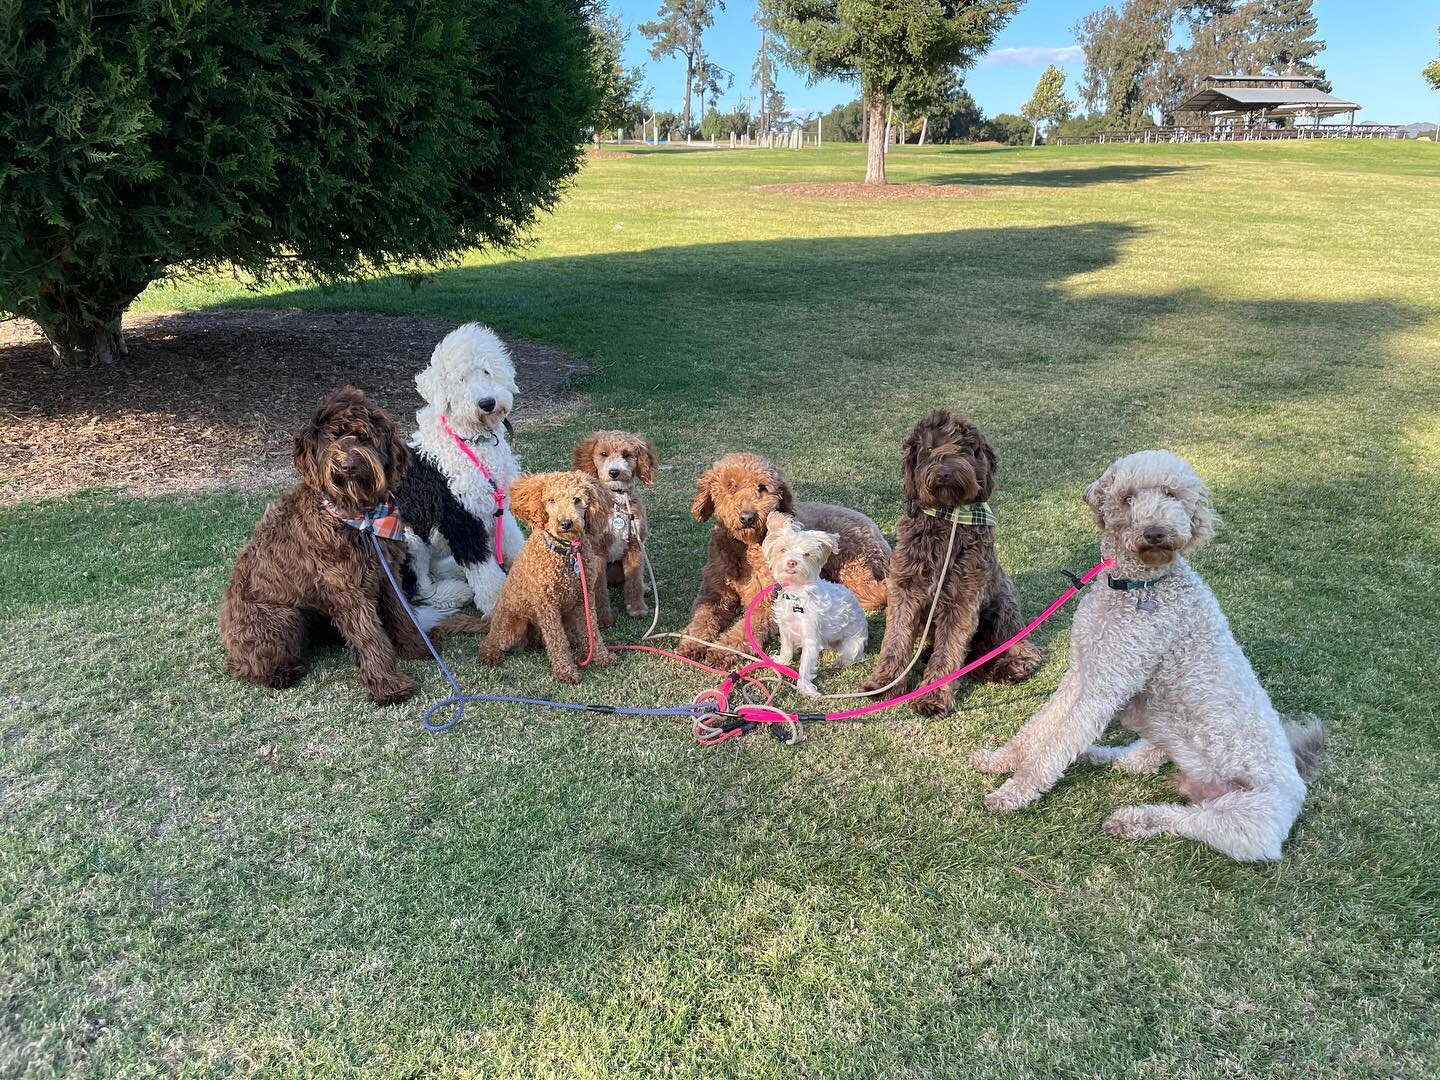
765;0;1019;181
0;0;600;365
979;112;1033;145
591;6;651;137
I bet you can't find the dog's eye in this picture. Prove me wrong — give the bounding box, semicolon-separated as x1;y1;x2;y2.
1162;487;1174;497
1123;495;1134;506
757;484;768;495
621;452;631;460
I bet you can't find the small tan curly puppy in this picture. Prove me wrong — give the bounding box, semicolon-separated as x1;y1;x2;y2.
970;450;1325;862
571;430;658;626
478;471;616;684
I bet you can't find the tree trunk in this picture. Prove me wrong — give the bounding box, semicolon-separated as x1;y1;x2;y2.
682;51;694;134
918;116;928;146
40;310;131;368
1031;121;1039;147
865;88;887;184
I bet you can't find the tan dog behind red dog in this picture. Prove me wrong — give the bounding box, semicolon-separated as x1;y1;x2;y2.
478;471;615;683
572;430;658;627
679;452;890;666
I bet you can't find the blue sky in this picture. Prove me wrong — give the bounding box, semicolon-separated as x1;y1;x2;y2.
610;0;1440;124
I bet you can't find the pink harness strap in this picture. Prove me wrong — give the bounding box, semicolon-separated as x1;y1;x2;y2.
440;413;508;565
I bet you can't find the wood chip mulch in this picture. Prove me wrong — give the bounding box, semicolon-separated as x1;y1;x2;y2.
0;310;589;504
754;182;991;199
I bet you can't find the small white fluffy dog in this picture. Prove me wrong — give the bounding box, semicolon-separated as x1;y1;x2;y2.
762;513;869;697
399;323;525;615
970;451;1325;862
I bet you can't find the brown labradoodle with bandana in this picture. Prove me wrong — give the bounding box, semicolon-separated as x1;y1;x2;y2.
478;471;616;684
678;452;890;666
571;430;659;627
219;387;433;705
860;410;1039;716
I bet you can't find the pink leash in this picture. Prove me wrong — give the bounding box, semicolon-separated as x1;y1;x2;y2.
713;557;1115;734
440;414;508;565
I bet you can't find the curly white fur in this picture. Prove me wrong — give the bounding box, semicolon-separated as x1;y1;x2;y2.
404;323;525;615
763;513;868;697
970;450;1324;862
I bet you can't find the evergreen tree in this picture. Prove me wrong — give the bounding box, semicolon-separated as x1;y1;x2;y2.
1245;0;1326;87
766;0;1019;183
1;0;600;367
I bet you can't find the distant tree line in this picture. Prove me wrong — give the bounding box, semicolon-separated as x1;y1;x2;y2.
1076;0;1328;128
817;81;1034;146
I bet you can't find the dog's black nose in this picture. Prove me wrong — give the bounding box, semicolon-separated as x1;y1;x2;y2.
738;510;758;527
477;397;497;413
1142;527;1169;545
935;466;955;481
559;518;575;531
340;453;364;475
608;468;623;479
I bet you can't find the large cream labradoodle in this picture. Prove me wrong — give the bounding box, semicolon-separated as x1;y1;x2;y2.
970;450;1325;862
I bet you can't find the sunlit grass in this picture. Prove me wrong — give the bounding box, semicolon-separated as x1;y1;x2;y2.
5;140;1439;1076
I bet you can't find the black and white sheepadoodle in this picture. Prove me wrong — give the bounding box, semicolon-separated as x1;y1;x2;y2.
394;323;524;617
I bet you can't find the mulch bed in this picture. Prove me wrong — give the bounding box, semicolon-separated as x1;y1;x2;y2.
754;182;991;199
0;310;589;503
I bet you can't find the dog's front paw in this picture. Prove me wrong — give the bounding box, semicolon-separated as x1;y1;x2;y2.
1103;805;1163;840
969;747;1015;775
626;603;648;618
983;779;1041;813
587;650;617;669
477;647;503;668
911;691;953;718
366;672;418;706
553;666;582;685
985;645;1042;684
796;680;820;698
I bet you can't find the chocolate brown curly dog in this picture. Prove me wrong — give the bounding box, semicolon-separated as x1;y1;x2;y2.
220;387;433;705
860;410;1040;716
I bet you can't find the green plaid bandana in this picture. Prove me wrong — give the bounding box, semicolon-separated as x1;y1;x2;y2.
922;502;997;527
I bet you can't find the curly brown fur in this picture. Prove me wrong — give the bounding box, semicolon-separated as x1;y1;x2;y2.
860;410;1040;717
678;452;891;666
477;471;616;684
219;387;432;705
572;430;658;626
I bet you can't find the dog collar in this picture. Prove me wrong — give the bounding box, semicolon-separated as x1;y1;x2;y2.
775;585;808;614
921;502;997;527
1106;573;1168;591
542;530;583;571
323;497;406;541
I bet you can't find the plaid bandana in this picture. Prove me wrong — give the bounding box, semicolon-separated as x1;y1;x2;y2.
922;502;997;527
323;497;407;541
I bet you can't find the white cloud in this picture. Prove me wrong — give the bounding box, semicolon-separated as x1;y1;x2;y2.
979;45;1085;68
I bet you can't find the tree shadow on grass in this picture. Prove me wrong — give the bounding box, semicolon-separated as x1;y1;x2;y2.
929;163;1198;187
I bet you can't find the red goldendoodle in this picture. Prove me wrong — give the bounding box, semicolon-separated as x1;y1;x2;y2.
219;387;432;704
571;430;658;627
860;410;1040;716
477;470;617;683
678;452;891;665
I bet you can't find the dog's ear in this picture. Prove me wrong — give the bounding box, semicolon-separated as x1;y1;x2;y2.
773;466;796;514
635;438;659;486
1184;479;1219;554
583;476;613;541
375;405;410;490
818;531;841;558
293;412;324;487
415;364;444;412
1083;465;1116;528
901;425;923;509
764;511;792;536
975;436;999;501
509;474;546;528
691;470;715;522
571;433;601;477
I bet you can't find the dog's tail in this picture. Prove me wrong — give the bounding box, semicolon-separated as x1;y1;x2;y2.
434;613;490;638
1283;716;1328;781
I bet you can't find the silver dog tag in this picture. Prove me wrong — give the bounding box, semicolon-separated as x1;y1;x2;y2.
1136;595;1159;613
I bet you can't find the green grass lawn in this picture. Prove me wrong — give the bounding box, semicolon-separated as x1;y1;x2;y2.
4;141;1439;1076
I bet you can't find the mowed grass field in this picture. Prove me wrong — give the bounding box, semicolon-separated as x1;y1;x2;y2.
4;141;1440;1076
